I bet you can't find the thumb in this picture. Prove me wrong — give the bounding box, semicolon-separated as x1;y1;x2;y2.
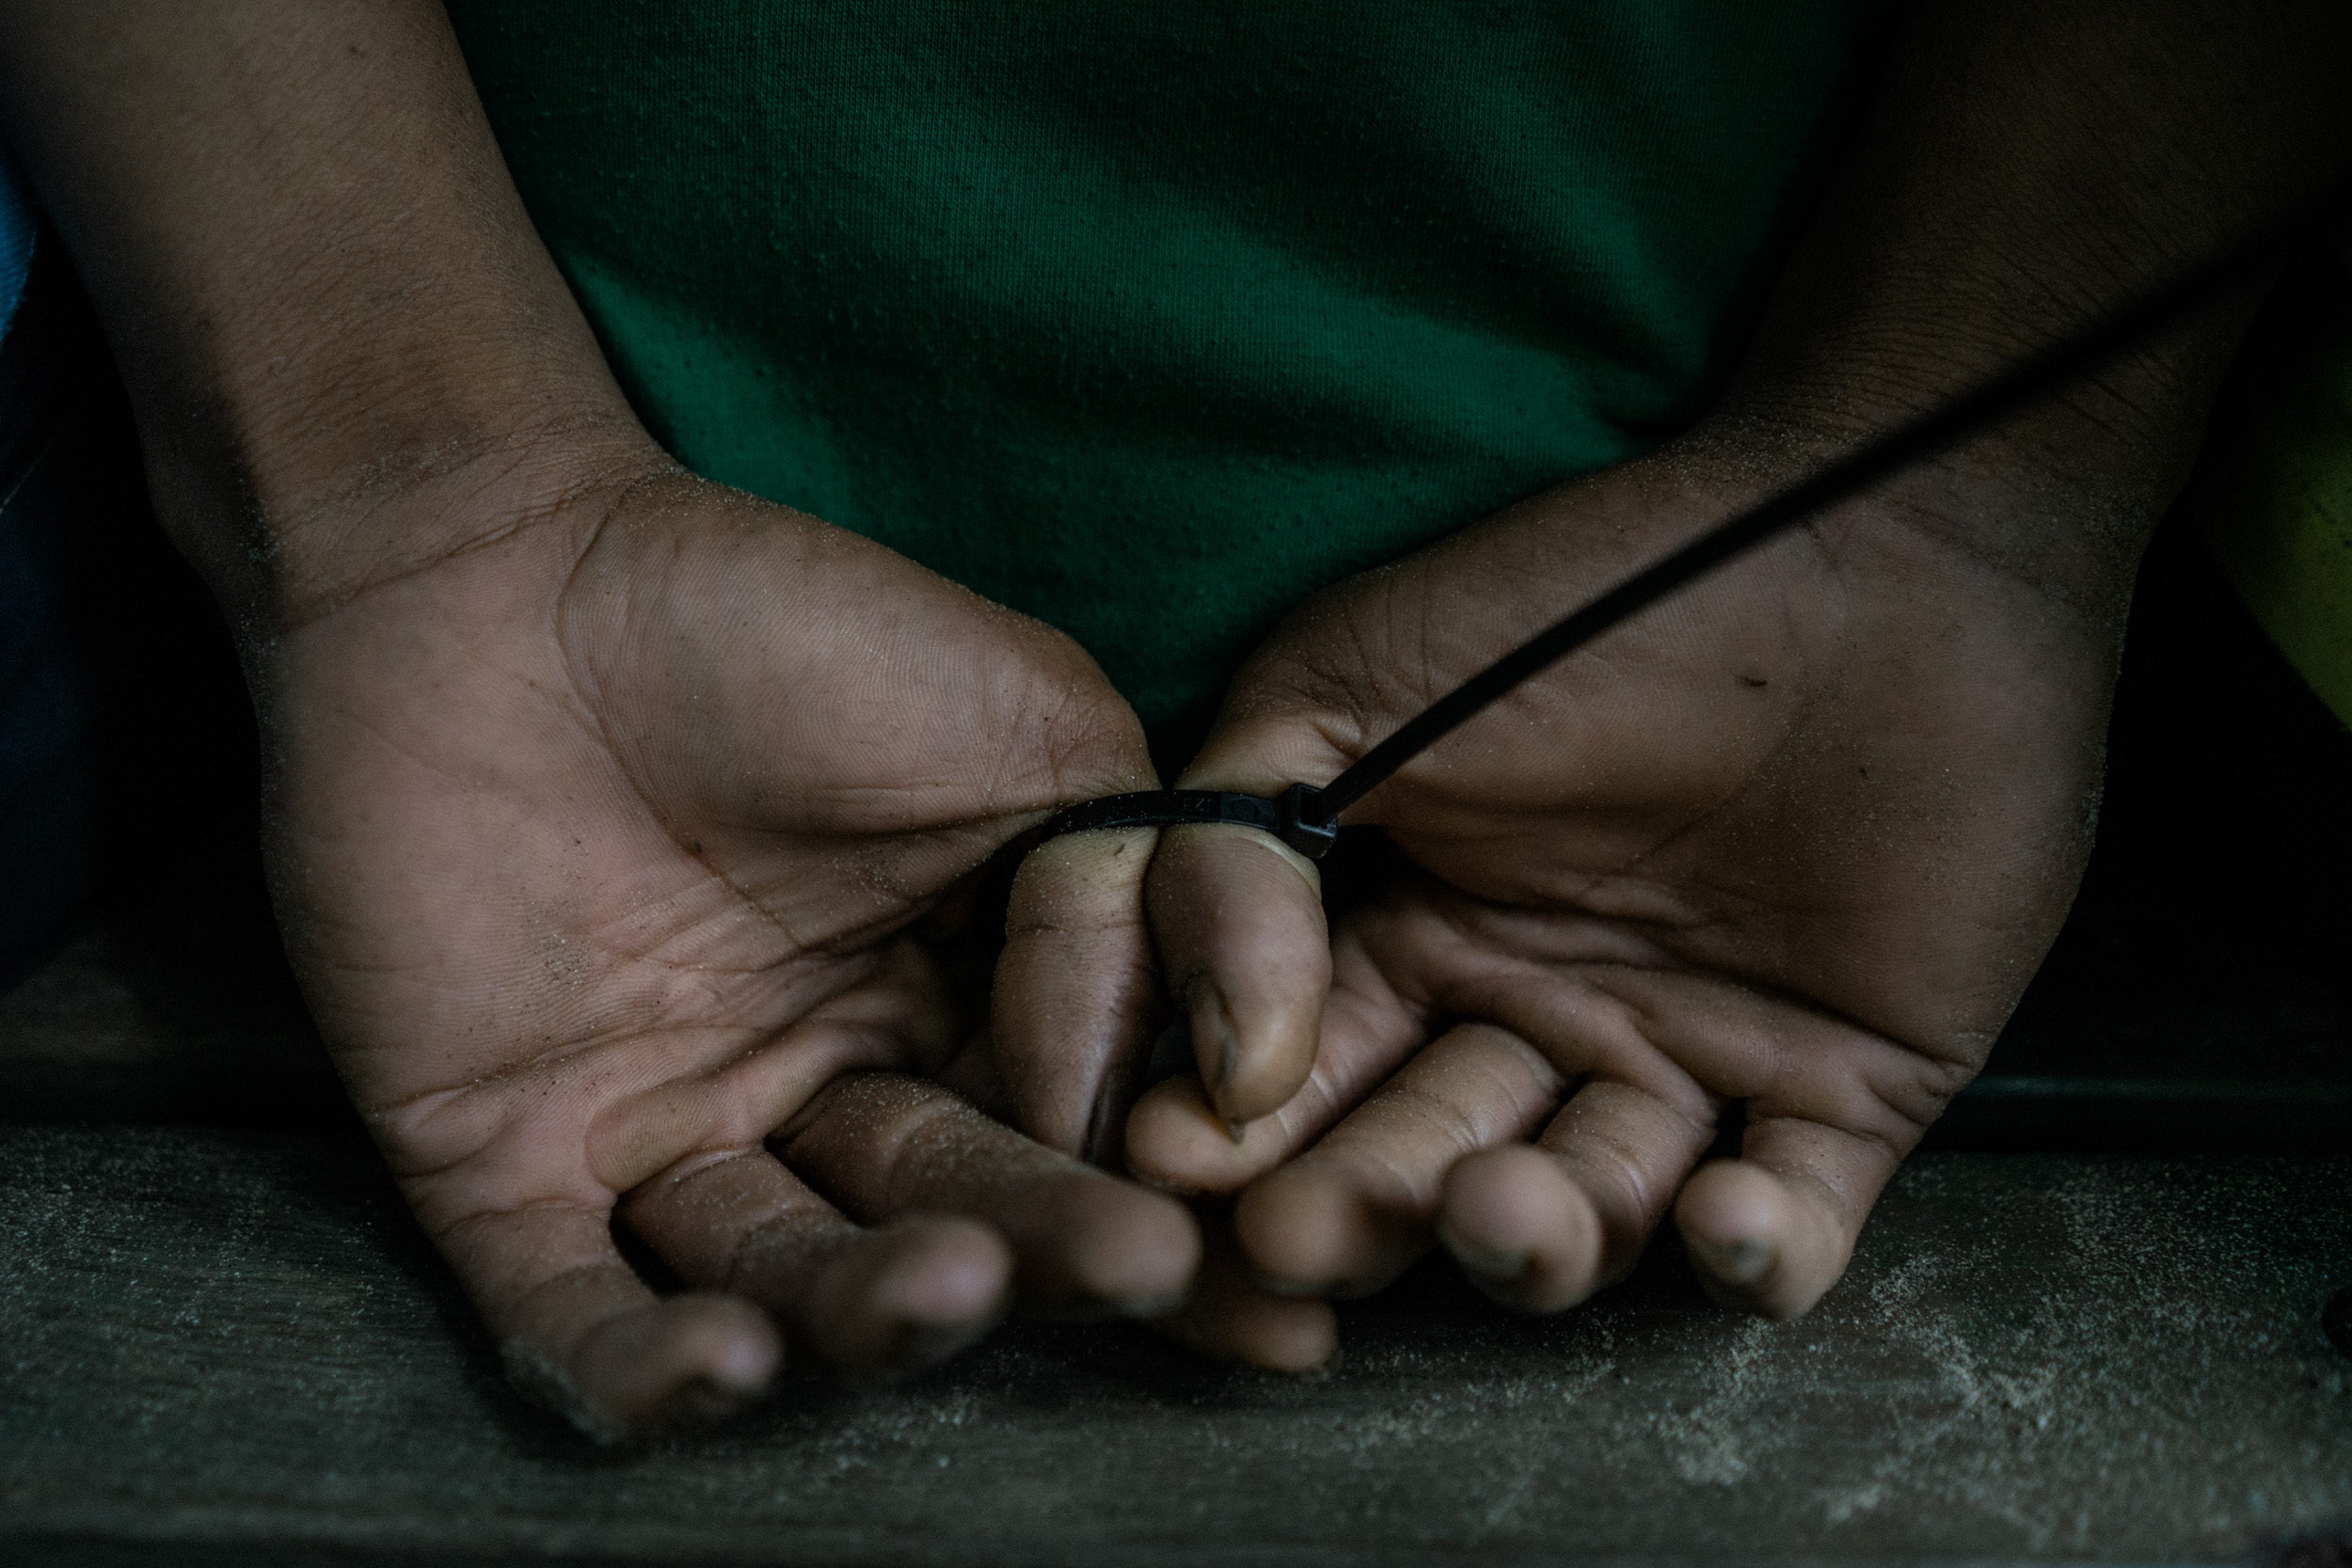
991;825;1165;1161
1143;720;1343;1136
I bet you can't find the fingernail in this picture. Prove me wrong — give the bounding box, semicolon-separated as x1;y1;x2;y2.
1452;1241;1529;1284
1438;1218;1527;1284
658;1373;756;1431
1117;1289;1188;1320
1190;974;1248;1142
1289;1343;1344;1383
1690;1234;1775;1286
885;1316;1000;1375
501;1341;629;1447
1143;1018;1194;1087
1082;1066;1124;1168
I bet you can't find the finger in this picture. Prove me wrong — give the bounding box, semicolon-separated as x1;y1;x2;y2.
585;935;971;1200
777;1072;1202;1317
1657;985;1948;1319
1445;961;1948;1318
1231;1022;1563;1298
619;1147;1013;1377
1673;1117;1914;1321
1438;1078;1718;1313
1152;1213;1339;1375
1146;815;1329;1130
993;826;1165;1160
435;1205;778;1443
1124;919;1426;1194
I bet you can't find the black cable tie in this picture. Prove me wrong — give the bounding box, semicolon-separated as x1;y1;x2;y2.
1023;185;2344;874
1305;187;2344;823
1033;783;1337;860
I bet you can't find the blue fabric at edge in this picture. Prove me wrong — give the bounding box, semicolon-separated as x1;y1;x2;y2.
0;149;36;341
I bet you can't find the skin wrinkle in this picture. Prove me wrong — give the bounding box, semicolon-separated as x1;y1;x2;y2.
821;825;1007;913
1546;1110;1678;1280
1036;685;1152;804
1498;794;1771;924
1363;566;1836;892
365;973;878;1134
1263;1059;1375;1161
1543;795;1995;1047
1735;1028;1947;1156
1557;1033;1721;1158
1740;1114;1900;1210
675;854;820;962
268;423;649;634
357;681;986;1019
556;512;737;869
1006;882;1152;942
634;1148;865;1297
1848;1049;1979;1141
855;1091;1026;1222
638;1141;768;1202
1426;893;1687;985
428;1196;617;1256
596;1030;865;1167
1391;1038;1561;1169
1275;587;1410;742
721;1211;855;1299
1505;973;1712;1123
391;909;875;1061
1438;958;1861;1145
1865;477;2142;627
1355;1085;1498;1199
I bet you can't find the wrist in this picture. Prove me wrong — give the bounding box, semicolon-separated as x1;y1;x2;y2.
1660;389;2176;635
159;375;664;643
0;0;661;637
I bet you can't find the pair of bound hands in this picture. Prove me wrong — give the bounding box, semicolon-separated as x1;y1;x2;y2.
7;0;2326;1452
266;404;2107;1439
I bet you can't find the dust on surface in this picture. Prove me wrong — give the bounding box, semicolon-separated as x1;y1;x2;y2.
3;1130;2347;1564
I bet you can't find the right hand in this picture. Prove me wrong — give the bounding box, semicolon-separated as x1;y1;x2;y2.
258;436;1195;1438
1118;436;2134;1345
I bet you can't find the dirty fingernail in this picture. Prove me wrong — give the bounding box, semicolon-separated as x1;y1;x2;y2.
1118;1289;1188;1320
1190;974;1248;1139
658;1373;761;1431
1690;1234;1774;1287
1438;1220;1527;1284
1290;1343;1344;1382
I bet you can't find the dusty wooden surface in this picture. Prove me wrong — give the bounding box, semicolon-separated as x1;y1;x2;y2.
3;1126;2348;1566
3;517;2350;1565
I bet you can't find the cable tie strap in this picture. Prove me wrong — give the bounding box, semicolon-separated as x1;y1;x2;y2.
1032;784;1337;860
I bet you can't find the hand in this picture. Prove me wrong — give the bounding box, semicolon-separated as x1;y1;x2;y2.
1120;439;2120;1334
1090;0;2344;1362
1;0;1200;1434
262;441;1195;1438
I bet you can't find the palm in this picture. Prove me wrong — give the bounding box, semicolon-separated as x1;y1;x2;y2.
294;483;1065;1132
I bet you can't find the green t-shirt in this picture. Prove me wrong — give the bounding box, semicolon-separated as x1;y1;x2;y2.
447;1;1883;763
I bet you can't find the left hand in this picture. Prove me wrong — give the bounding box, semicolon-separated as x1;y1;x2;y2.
258;446;1197;1437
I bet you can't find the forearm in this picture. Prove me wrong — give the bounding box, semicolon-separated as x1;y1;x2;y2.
1717;0;2350;562
0;0;645;622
